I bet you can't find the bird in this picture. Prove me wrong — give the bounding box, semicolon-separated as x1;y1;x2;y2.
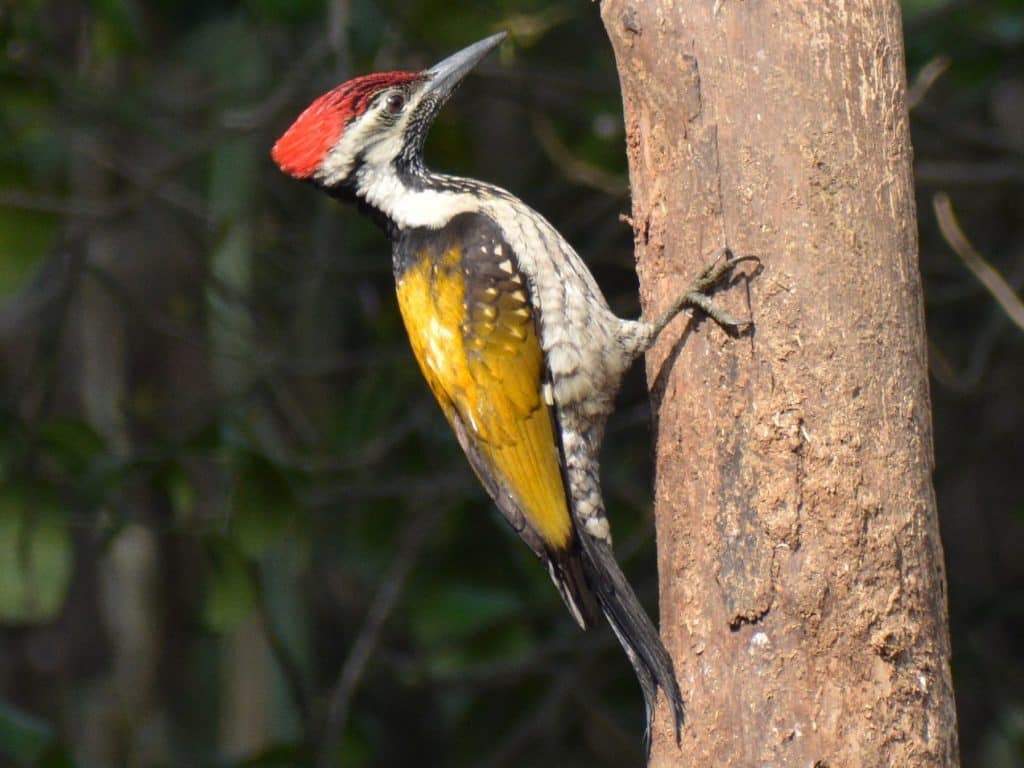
271;31;751;745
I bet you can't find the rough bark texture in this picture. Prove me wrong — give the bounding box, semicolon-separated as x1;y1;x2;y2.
600;2;960;766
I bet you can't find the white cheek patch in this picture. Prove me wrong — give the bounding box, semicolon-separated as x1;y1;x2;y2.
315;97;505;230
315;106;401;186
363;130;404;167
314;123;363;185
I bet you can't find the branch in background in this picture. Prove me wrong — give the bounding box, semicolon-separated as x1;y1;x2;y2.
477;633;621;768
913;102;1024;156
926;259;1024;393
255;567;313;740
916;161;1024;186
297;412;428;473
0;130;224;231
80;138;209;223
530;113;627;197
220;37;332;130
317;506;441;768
328;0;351;73
907;55;950;110
933;192;1024;333
1;33;333;231
478;662;585;768
302;473;473;511
389;631;604;689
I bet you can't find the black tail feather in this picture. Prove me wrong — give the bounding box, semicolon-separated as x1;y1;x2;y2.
576;530;684;748
547;540;601;630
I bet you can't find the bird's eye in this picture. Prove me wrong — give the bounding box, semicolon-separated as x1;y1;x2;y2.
385;93;405;114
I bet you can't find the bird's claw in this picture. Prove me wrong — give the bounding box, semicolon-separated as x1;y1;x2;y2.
649;247;758;338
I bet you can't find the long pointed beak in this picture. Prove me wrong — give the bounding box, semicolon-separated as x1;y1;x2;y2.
421;32;507;106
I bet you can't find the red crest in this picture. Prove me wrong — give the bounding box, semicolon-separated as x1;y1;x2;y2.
271;71;422;179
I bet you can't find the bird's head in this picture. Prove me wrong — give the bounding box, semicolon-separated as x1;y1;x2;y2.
271;32;506;195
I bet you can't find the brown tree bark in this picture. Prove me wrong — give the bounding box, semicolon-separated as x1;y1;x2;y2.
600;2;960;766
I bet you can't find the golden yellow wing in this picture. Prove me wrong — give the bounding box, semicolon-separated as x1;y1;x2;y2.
394;217;571;552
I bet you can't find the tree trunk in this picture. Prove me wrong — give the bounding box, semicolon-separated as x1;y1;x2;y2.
600;2;959;766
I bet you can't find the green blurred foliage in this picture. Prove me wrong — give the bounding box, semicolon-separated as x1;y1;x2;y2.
0;700;77;767
0;485;72;624
0;0;1020;766
230;453;300;558
202;537;257;631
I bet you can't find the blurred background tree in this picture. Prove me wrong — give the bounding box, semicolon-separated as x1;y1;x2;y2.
0;1;1020;766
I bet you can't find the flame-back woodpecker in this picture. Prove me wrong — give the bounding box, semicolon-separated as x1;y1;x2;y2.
271;31;752;746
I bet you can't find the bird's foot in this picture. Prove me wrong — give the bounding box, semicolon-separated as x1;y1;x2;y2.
649;247;758;339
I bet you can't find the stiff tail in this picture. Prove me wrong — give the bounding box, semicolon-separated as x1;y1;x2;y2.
576;529;684;748
546;541;600;630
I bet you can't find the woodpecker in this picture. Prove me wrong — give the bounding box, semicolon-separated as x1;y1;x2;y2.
272;32;750;744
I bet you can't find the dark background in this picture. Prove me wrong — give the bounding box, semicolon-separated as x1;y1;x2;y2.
0;1;1021;766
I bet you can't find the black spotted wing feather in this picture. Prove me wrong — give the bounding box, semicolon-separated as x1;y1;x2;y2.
393;212;596;627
